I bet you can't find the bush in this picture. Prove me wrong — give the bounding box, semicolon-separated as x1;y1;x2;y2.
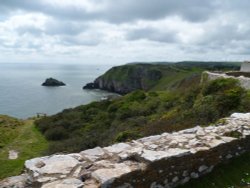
127;90;146;101
202;78;240;96
44;126;69;141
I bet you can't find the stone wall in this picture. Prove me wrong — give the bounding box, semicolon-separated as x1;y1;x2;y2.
1;113;250;188
202;71;250;90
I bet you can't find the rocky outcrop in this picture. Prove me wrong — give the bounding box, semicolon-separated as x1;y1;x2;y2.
42;78;66;86
83;64;162;94
83;83;99;89
1;113;250;188
202;71;250;90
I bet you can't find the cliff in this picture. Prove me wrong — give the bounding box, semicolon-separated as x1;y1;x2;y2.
1;113;250;188
83;62;240;95
84;64;162;94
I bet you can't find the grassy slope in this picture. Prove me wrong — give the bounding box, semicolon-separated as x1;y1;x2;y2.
0;116;48;179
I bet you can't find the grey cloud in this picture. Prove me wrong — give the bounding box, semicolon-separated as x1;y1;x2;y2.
59;33;102;46
60;37;100;46
197;24;250;48
44;20;87;36
16;25;43;36
99;0;216;23
0;0;93;21
127;27;177;43
1;0;216;23
1;0;250;62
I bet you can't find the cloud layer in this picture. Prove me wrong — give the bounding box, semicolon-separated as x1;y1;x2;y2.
0;0;249;64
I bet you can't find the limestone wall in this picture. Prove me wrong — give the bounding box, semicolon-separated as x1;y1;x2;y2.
202;71;250;90
1;113;250;188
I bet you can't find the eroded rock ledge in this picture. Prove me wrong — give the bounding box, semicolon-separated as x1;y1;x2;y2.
1;113;250;188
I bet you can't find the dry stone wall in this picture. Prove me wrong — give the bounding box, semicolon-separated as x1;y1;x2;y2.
1;113;250;188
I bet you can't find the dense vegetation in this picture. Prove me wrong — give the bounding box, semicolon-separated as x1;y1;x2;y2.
36;76;250;154
0;116;48;179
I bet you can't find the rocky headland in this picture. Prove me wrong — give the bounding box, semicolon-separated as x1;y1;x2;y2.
42;78;66;87
83;64;162;94
83;62;240;95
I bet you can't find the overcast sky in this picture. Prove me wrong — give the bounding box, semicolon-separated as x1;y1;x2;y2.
0;0;250;64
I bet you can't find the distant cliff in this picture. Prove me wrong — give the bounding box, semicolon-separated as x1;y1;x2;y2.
83;62;240;95
84;64;162;94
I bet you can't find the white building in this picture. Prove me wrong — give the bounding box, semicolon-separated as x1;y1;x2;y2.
240;61;250;72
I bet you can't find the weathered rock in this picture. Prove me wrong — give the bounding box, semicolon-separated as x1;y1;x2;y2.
0;174;28;188
80;147;107;162
25;155;81;183
42;78;66;86
92;163;132;186
41;178;84;188
104;143;132;154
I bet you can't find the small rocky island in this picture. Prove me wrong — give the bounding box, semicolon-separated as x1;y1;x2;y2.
42;78;66;87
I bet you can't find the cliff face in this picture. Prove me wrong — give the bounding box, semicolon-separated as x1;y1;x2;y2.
1;113;250;188
83;62;241;95
84;64;162;94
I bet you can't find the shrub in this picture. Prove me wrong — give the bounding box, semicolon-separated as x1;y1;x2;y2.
127;90;146;101
202;78;240;96
44;126;69;141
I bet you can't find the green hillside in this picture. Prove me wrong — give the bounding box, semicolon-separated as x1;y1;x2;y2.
90;61;240;94
36;77;250;154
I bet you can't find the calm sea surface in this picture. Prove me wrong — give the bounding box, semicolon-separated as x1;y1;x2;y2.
0;63;115;119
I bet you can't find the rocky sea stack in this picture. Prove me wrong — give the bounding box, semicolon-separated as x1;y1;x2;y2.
42;78;66;87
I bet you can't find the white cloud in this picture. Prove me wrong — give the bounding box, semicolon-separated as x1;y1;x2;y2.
0;0;249;64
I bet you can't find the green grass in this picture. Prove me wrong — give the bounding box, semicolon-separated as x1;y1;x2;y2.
0;116;48;179
179;152;250;188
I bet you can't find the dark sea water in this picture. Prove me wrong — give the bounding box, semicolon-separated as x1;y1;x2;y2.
0;63;115;119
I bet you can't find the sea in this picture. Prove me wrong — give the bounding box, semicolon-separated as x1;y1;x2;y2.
0;63;116;119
